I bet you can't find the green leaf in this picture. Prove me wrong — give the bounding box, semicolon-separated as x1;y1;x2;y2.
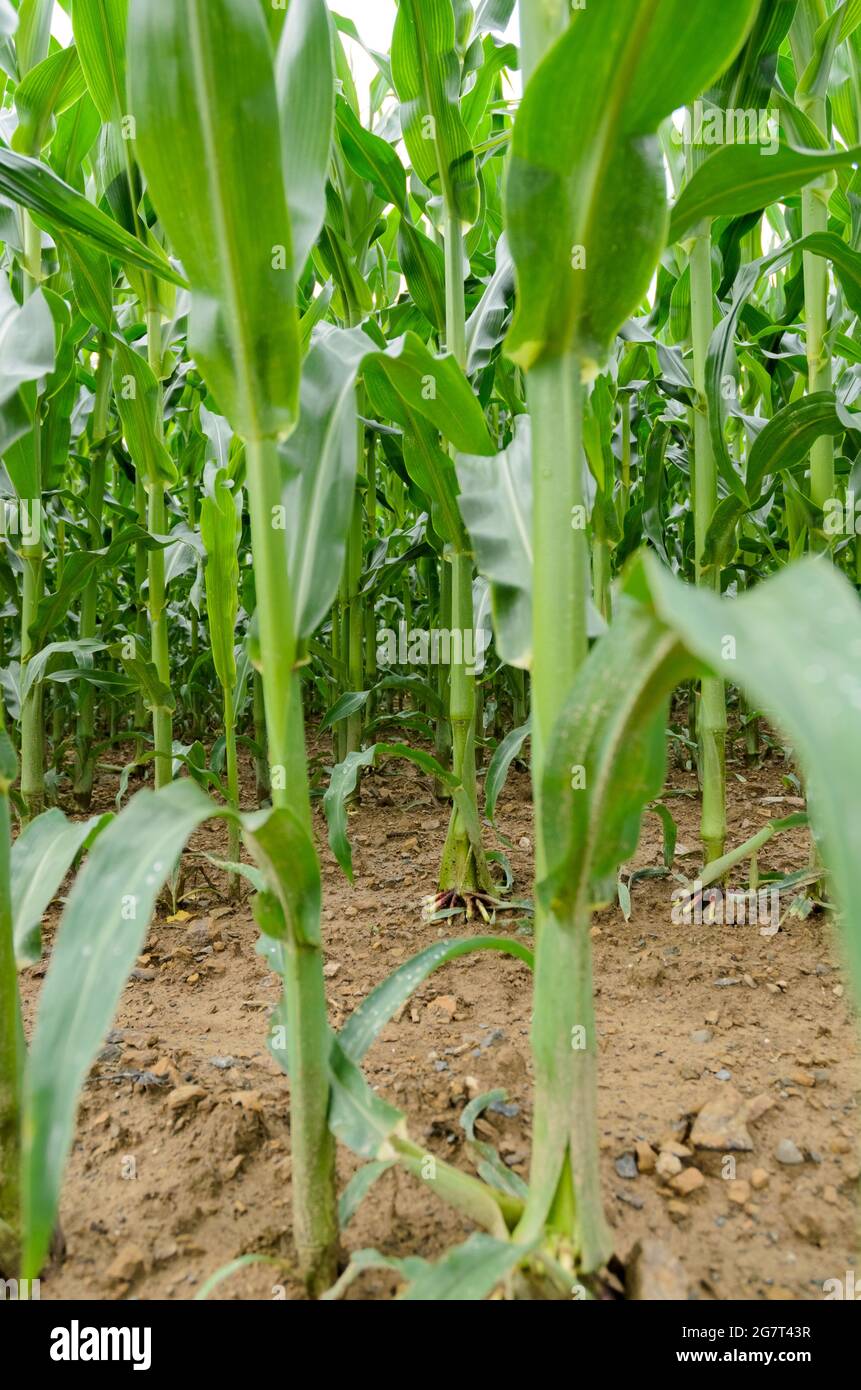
21;779;218;1279
281;323;371;639
63;235;114;332
0;148;184;284
128;0;301;441
670;143;861;243
12;44;86;153
275;0;334;274
456;415;532;669
111;334;176;484
644;555;861;1013
0;278;56;409
12;808;110;965
465;231;514;374
200;466;241;695
242;805;321;948
324;742;483;881
485;717;530;823
338;1161;396;1229
339;936;533;1065
399;1232;531;1301
71;0;128;127
506;0;760;368
746;392;848;495
108;637;175;712
391;0;480;224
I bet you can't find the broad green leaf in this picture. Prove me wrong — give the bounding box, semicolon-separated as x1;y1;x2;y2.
128;0;301;441
108;636;174;712
506;0;759;368
71;0;128;126
275;0;334;275
242;804;321;948
15;0;53;77
112;334;176;484
338;1161;395;1229
281;323;371;639
391;0;480;224
0;148;184;284
21;778;218;1278
12;45;86;153
645;555;861;1009
456;416;532;669
747;392;849;494
63;235;114;332
670;143;861;242
12;808;110;965
0;278;55;408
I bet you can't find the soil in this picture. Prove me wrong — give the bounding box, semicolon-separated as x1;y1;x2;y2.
17;729;860;1301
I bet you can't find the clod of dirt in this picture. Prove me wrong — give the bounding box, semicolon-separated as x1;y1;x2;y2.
105;1243;146;1284
625;1239;689;1300
167;1084;207;1111
689;1085;774;1151
727;1180;750;1205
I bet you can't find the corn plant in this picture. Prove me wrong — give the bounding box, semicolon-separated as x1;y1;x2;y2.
2;0;861;1303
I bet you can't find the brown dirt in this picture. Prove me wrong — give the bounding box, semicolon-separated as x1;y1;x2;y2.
17;734;860;1301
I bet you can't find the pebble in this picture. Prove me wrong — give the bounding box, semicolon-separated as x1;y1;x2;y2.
635;1141;656;1174
727;1179;750;1205
670;1168;705;1197
691;1029;712;1044
750;1168;770;1190
775;1138;804;1165
656;1151;682;1179
615;1152;638;1180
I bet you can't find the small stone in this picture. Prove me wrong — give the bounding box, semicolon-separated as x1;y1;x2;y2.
715;1069;732;1081
626;1239;688;1299
323;961;341;978
750;1168;770;1190
615;1152;638;1180
635;1141;656;1174
691;1029;712;1044
106;1243;145;1284
775;1138;804;1166
656;1151;682;1179
670;1167;705;1196
518;837;531;850
791;1070;815;1088
186;973;200;986
167;1084;206;1111
823;1185;839;1205
727;1179;750;1205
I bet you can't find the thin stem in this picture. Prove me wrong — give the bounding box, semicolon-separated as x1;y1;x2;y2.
0;713;22;1276
245;435;338;1293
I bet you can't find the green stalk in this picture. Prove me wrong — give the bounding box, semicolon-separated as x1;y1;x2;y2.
133;473;148;758
438;210;490;894
687;135;726;865
18;214;44;820
801;107;834;533
363;431;377;719
245;436;338;1294
0;712;22;1276
223;682;240;895
145;304;173;790
185;471;201;738
74;345;112;808
252;669;269;805
345;484;364;758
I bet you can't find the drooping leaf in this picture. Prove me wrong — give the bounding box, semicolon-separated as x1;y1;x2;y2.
275;0;334;275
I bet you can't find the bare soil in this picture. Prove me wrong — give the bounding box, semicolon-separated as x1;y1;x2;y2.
18;733;860;1301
